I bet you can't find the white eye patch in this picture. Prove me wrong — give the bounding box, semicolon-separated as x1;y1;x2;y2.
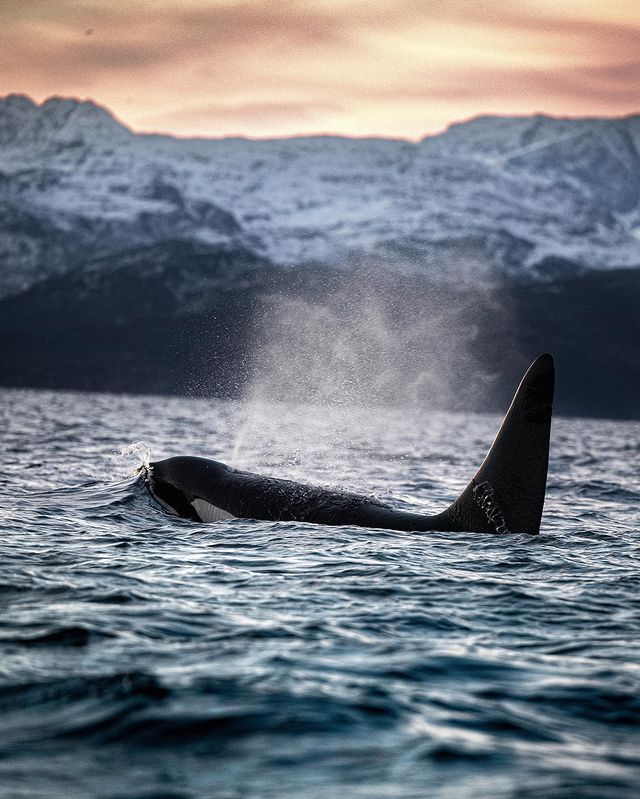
191;497;236;523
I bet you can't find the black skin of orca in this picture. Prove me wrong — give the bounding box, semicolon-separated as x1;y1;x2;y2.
145;354;554;535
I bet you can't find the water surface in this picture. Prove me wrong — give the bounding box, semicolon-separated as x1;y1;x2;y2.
1;388;639;798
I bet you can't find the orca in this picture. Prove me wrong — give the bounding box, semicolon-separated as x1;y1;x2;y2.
144;354;554;535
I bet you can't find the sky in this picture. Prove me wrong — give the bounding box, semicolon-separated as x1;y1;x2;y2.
1;0;640;140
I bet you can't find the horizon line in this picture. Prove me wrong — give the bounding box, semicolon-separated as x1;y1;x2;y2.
3;91;640;144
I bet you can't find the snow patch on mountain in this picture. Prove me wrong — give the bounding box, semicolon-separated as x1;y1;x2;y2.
1;95;640;296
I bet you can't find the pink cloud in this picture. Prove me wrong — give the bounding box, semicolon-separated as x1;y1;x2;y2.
1;0;639;137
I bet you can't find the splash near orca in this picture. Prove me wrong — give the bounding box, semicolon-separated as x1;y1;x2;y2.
144;354;554;535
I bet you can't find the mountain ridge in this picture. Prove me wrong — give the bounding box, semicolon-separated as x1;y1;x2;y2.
4;93;640;142
1;94;640;298
1;95;639;416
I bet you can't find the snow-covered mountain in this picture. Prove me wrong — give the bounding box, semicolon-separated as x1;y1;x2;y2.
1;93;640;296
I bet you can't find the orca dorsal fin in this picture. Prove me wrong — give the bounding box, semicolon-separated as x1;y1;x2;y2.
436;353;554;535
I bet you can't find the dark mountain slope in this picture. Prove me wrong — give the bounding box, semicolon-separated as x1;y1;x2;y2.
0;240;637;417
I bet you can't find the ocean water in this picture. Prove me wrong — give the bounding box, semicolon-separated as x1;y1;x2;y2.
1;386;639;799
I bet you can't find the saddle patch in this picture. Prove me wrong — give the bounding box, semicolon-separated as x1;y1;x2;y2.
472;481;511;534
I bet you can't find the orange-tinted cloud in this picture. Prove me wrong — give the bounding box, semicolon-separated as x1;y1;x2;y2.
1;0;639;138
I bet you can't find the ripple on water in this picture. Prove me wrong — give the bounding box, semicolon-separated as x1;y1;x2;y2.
0;387;639;798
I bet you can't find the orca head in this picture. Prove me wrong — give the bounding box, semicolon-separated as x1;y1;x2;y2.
145;459;200;520
145;457;236;523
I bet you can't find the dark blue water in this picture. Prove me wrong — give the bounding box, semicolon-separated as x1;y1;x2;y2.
1;387;639;798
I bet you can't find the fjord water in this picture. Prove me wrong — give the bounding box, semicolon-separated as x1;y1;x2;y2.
1;387;639;799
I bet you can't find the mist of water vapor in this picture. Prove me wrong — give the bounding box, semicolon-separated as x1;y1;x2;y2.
228;262;519;479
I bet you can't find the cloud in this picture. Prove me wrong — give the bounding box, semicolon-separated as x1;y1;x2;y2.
144;98;346;131
353;62;640;106
1;0;639;137
1;1;350;72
